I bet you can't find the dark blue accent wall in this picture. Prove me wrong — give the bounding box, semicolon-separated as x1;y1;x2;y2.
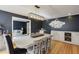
43;15;79;34
0;10;42;33
31;20;43;33
13;21;26;30
13;21;27;34
0;10;28;33
0;10;12;33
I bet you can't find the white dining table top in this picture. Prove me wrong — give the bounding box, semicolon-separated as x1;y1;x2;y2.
13;34;51;48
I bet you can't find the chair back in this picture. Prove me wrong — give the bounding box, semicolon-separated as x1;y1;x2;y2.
5;35;14;54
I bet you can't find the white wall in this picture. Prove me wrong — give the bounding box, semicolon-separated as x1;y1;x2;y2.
51;30;79;45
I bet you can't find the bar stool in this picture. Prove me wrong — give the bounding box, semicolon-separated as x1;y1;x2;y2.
27;40;40;54
40;38;47;54
33;40;41;54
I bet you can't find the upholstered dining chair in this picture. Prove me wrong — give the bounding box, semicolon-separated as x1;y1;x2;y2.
5;34;27;54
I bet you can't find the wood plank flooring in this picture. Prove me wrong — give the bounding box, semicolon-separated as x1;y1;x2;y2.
48;40;79;54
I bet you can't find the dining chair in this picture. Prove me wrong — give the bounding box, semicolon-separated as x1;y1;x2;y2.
5;34;27;54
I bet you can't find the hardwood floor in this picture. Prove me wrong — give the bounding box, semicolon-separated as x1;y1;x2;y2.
48;40;79;54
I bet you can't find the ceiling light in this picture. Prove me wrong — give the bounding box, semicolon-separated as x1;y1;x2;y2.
27;5;45;21
28;12;45;21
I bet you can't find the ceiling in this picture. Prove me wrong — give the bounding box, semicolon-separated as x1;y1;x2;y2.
0;5;79;20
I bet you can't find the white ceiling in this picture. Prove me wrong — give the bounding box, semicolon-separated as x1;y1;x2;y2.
0;5;79;20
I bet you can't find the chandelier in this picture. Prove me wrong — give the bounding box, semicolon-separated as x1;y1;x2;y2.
49;19;65;28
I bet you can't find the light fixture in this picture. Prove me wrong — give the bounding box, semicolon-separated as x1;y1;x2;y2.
28;12;45;21
28;5;45;21
68;13;72;19
49;18;65;28
68;13;73;22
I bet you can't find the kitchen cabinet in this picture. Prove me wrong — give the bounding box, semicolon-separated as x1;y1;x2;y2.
51;31;79;45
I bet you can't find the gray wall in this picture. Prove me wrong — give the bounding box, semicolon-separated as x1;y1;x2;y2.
43;15;79;34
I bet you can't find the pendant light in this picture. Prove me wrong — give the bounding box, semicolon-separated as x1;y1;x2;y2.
28;5;45;21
